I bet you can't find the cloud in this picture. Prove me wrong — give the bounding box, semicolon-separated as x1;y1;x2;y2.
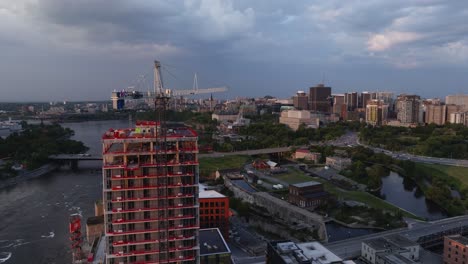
367;31;423;51
1;0;468;101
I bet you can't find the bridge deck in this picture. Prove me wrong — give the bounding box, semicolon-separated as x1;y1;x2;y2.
49;154;102;160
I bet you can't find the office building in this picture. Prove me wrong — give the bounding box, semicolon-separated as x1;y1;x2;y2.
360;92;372;108
396;94;421;124
288;181;328;208
444;235;468;264
293;91;309;110
345;92;359;111
309;84;331;113
199;190;229;239
332;94;346;118
102;121;199;263
366;99;389;126
199;228;231;264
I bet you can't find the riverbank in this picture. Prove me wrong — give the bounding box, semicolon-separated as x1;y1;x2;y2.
0;163;58;189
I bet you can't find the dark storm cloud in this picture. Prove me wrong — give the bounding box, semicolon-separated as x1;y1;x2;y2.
1;0;468;101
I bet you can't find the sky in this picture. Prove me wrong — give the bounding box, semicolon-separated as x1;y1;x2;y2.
1;0;468;102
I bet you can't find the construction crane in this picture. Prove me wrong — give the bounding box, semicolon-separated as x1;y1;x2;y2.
111;61;228;110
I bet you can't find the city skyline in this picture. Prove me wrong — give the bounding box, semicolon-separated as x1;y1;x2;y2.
1;1;468;101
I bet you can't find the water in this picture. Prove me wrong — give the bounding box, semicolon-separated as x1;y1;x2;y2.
325;222;379;242
380;171;446;220
0;120;129;264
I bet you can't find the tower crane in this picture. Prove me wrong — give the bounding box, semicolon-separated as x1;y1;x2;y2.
111;61;228;110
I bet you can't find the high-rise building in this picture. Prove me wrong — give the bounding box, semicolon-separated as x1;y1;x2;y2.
345;92;358;111
102;121;200;264
446;94;468;108
360;92;372;108
366;99;389;126
396;94;421;124
331;94;346;118
309;84;331;113
372;92;395;113
292;91;309;110
425;103;446;125
447;104;466;123
449;112;468;126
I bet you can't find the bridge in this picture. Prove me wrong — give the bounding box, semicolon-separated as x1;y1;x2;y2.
49;154;102;161
198;146;294;158
325;215;468;259
49;154;102;169
48;146;294;169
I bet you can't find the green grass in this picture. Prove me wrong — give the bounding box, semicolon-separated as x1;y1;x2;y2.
199;155;250;176
311;177;423;220
416;163;468;189
272;167;314;184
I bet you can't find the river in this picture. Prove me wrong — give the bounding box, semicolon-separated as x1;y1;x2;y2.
0;120;130;264
380;171;446;220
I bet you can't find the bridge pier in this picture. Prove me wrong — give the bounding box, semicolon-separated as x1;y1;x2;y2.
70;160;78;170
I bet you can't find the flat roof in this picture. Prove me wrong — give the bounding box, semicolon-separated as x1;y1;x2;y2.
447;235;468;246
363;237;398;251
199;190;226;199
102;121;197;140
199;228;231;256
291;181;322;188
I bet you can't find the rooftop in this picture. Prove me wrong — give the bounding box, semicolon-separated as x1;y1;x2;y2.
199;190;226;199
447;235;468;246
271;240;353;264
102;121;197;140
199;228;231;256
292;181;322;188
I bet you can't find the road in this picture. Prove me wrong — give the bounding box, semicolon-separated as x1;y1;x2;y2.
199;146;293;158
326;215;468;259
329;131;468;168
357;139;468;167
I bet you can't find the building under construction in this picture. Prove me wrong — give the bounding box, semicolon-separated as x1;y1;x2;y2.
102;120;200;263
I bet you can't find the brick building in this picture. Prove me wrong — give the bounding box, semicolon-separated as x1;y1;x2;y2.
288;181;328;208
444;235;468;264
199;190;230;239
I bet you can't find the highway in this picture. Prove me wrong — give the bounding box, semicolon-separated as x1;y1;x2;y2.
326;215;468;259
331;131;468;168
358;140;468;167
